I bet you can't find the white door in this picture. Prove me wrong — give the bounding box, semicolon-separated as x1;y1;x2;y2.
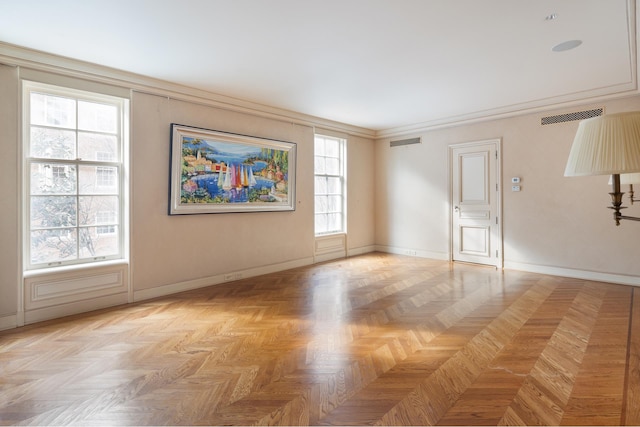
451;140;502;267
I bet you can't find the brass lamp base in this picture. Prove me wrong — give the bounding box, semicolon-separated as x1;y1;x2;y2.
609;174;640;226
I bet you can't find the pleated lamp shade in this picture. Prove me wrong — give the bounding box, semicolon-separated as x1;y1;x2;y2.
564;111;640;177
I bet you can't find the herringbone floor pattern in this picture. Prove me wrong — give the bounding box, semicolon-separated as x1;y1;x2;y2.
1;253;638;425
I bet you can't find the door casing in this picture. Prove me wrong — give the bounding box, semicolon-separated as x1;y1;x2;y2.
449;139;503;268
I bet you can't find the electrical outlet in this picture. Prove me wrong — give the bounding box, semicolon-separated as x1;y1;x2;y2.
224;273;234;281
512;185;521;192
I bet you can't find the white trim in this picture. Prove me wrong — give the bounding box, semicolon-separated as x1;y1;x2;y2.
16;63;24;328
375;245;449;261
0;42;374;139
375;88;639;139
1;21;637;141
133;257;314;302
504;261;640;287
24;292;128;325
22;79;128;271
449;138;503;269
314;251;347;264
314;134;347;236
0;314;17;331
347;245;376;257
24;263;128;314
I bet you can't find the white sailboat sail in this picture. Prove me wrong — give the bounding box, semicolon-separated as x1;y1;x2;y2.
222;164;232;191
248;166;257;187
217;164;224;188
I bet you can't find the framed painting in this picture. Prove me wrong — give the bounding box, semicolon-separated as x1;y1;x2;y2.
169;124;296;214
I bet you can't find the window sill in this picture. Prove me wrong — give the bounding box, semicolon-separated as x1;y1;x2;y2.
23;258;129;279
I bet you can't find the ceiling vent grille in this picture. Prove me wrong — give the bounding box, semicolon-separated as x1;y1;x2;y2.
541;108;603;125
390;137;421;147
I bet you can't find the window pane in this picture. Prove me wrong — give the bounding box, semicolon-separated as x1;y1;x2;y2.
78;132;118;161
78;101;117;133
315;195;327;214
325;157;340;175
315;214;327;234
79;165;119;194
314;156;326;175
79;196;119;226
25;83;125;269
315;176;327;195
325;139;339;157
327;213;342;232
78;227;119;259
30;228;78;264
31;93;76;128
314;134;345;235
30;127;76;159
31;196;77;229
327;176;342;194
30;163;77;195
328;195;342;213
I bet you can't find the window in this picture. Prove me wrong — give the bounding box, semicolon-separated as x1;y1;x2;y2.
96;211;117;235
96;166;116;187
314;134;346;235
24;81;126;269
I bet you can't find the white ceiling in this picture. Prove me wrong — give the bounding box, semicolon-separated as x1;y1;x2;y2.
0;0;636;132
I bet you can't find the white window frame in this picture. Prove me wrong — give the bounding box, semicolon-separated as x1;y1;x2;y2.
23;81;127;270
314;134;347;236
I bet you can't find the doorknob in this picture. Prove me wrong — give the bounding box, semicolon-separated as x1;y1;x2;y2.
454;206;459;212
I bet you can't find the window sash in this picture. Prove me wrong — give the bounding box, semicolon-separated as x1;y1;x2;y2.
24;81;126;269
314;135;346;236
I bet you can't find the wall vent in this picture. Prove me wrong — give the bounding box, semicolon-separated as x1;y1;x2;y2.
390;137;421;147
541;108;603;125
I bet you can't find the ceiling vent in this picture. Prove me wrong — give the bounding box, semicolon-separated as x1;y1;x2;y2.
390;137;421;147
541;108;603;125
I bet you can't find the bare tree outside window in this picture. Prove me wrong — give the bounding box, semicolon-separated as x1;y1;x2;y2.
25;84;125;268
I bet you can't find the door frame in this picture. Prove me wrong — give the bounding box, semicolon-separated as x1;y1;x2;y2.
448;138;503;268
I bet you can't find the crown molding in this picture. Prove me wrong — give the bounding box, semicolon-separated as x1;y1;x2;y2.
0;42;376;139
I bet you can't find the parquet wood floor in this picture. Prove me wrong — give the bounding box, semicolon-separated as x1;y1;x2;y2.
1;253;638;426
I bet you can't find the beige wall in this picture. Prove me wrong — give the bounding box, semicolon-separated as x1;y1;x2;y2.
1;48;639;326
347;134;376;251
375;96;640;279
130;93;317;291
0;67;375;325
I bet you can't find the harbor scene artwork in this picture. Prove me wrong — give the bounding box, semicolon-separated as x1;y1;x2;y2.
169;124;296;214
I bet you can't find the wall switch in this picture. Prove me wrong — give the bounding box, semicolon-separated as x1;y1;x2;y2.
512;185;521;192
511;177;521;183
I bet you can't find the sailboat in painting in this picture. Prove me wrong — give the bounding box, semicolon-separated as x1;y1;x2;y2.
248;166;257;187
222;164;232;191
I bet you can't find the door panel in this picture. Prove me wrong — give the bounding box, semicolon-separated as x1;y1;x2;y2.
451;140;501;267
460;225;490;256
461;154;488;203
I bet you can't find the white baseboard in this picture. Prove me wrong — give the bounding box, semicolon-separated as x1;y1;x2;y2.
504;261;640;287
0;313;17;331
375;245;450;261
133;256;315;302
347;245;376;257
314;251;346;263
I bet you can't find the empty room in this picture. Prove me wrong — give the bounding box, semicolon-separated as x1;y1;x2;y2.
1;1;639;425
